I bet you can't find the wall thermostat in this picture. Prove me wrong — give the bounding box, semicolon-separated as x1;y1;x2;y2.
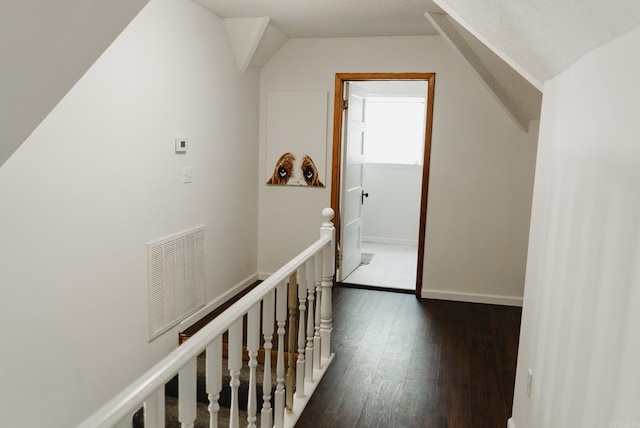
175;138;188;153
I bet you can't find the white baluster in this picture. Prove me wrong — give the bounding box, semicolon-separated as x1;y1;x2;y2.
274;281;287;428
261;290;275;428
144;388;165;428
305;258;315;383
320;208;335;363
313;252;322;370
206;336;222;428
247;303;260;428
178;357;197;428
296;264;307;398
286;273;297;411
228;319;243;428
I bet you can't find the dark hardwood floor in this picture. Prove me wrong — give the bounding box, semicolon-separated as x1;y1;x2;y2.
296;285;522;428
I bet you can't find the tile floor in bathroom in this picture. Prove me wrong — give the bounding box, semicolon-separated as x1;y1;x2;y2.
343;241;418;291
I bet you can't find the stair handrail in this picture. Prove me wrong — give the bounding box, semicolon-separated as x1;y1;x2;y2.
78;208;335;428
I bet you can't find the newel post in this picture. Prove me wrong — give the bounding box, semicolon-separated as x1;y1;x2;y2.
319;207;335;363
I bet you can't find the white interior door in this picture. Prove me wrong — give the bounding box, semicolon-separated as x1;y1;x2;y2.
338;82;367;281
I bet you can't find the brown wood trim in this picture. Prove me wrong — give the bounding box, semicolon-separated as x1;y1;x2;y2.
416;74;436;298
330;72;436;298
330;74;344;235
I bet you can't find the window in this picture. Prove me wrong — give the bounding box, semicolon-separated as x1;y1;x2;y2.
364;97;426;165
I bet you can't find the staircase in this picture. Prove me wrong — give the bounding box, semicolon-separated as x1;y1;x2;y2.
132;284;279;428
132;351;278;427
78;208;336;428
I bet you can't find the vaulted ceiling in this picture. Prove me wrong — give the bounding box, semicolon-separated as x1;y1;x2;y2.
194;0;640;130
194;0;544;129
194;0;640;88
3;0;640;167
434;0;640;89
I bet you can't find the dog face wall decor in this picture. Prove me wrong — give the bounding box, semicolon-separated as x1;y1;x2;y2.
266;152;325;187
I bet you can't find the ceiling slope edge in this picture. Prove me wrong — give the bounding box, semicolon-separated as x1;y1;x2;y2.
433;0;544;92
250;24;289;68
223;17;270;73
425;12;541;132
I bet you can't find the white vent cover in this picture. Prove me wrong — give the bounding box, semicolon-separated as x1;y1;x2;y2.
147;226;205;340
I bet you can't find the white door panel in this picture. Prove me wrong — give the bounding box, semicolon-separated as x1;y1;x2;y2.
338;82;367;281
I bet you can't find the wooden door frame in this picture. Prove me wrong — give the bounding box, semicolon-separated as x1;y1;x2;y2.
330;72;436;298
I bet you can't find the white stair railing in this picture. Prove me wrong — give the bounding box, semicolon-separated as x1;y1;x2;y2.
78;208;335;428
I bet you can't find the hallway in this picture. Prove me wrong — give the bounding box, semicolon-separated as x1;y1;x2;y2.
298;286;521;427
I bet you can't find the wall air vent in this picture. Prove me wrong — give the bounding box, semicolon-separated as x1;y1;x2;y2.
147;226;205;340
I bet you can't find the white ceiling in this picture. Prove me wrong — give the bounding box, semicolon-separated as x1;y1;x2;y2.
435;0;640;86
193;0;442;38
195;0;640;87
425;11;541;130
193;0;640;129
194;0;544;128
6;0;638;167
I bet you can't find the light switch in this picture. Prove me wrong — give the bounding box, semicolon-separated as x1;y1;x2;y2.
183;167;192;184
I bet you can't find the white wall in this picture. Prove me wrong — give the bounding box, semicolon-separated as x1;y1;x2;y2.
258;36;537;305
0;1;259;426
511;26;640;428
362;163;422;245
0;0;149;167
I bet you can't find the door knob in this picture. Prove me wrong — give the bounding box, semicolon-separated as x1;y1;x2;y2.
361;191;369;205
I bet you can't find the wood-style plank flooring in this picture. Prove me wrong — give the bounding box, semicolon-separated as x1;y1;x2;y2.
297;285;522;428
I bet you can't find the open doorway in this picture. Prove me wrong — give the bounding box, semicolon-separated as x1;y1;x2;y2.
331;73;436;297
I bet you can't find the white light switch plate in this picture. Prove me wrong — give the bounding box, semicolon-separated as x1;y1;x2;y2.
183;167;192;183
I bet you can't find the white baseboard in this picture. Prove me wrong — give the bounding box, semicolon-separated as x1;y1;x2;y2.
507;417;516;428
257;272;272;281
179;272;259;329
422;288;523;307
363;236;419;246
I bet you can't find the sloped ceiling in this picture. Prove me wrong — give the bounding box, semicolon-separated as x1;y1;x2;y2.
425;12;541;131
434;0;640;88
197;0;640;128
7;0;634;168
197;0;542;129
0;0;149;168
223;17;271;73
